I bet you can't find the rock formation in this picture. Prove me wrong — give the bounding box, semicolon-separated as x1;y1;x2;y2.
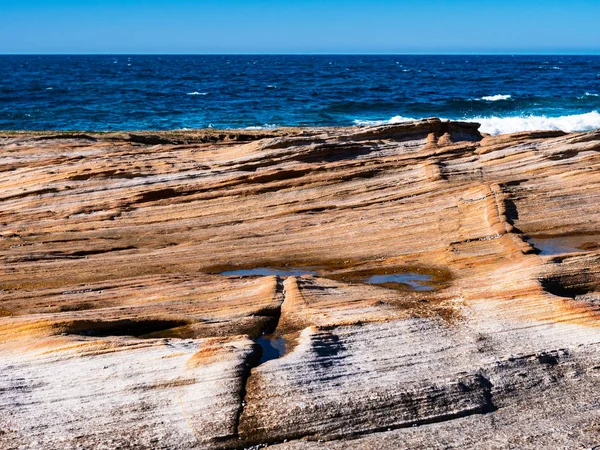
1;119;600;448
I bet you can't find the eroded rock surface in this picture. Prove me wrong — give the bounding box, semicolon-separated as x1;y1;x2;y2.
1;119;600;449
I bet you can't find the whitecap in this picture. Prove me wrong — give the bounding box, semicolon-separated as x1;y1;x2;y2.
353;116;416;126
586;92;599;97
45;87;53;90
479;94;512;102
266;85;277;89
473;111;600;135
245;124;278;130
187;92;208;96
353;111;600;136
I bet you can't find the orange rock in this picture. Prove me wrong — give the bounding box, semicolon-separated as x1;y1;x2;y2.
2;121;600;448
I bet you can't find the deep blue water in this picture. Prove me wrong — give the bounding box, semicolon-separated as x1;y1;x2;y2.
1;55;599;134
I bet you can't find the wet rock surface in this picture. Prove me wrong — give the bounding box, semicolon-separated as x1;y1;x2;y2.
2;119;600;448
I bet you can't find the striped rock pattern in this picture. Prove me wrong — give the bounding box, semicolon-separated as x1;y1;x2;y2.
1;120;600;448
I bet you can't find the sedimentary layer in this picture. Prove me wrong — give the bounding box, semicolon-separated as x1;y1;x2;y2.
1;119;600;449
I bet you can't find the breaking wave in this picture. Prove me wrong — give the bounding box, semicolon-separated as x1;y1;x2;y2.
475;111;600;135
479;94;512;102
354;111;600;135
353;115;416;126
245;124;278;130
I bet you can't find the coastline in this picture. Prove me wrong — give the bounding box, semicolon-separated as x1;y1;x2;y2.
1;115;595;140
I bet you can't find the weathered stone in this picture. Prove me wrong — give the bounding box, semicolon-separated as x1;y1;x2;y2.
1;121;600;448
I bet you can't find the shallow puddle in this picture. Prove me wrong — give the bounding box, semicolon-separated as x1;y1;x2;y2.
367;273;434;291
527;234;600;255
256;334;287;364
221;267;317;277
217;262;450;292
327;266;448;292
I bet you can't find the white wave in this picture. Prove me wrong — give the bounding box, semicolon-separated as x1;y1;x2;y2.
474;111;600;135
245;124;278;130
480;94;512;102
354;111;600;135
586;92;599;97
187;91;208;96
353;115;416;126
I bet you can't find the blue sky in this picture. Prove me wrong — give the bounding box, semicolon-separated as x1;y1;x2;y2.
1;0;599;54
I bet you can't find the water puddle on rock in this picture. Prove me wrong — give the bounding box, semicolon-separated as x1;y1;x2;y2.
367;273;434;291
220;267;317;277
527;234;600;255
217;263;450;292
328;266;447;292
256;334;287;364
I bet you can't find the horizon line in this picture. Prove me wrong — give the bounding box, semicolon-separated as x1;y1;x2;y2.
1;52;600;56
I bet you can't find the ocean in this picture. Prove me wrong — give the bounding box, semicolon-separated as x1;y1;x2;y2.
1;55;599;134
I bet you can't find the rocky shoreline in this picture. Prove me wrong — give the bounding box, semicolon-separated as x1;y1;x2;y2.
1;119;600;449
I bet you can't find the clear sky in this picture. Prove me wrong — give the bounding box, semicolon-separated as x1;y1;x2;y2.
1;0;599;54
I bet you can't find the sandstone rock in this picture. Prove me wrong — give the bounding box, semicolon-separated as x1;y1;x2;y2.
1;120;600;448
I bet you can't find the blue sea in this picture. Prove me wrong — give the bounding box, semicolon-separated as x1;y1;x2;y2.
1;55;599;134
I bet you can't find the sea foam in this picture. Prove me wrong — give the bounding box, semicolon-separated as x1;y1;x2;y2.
245;124;278;130
353;115;416;126
479;94;512;101
187;92;208;96
354;111;600;136
475;111;600;135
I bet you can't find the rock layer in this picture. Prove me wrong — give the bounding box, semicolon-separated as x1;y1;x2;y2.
1;119;600;448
